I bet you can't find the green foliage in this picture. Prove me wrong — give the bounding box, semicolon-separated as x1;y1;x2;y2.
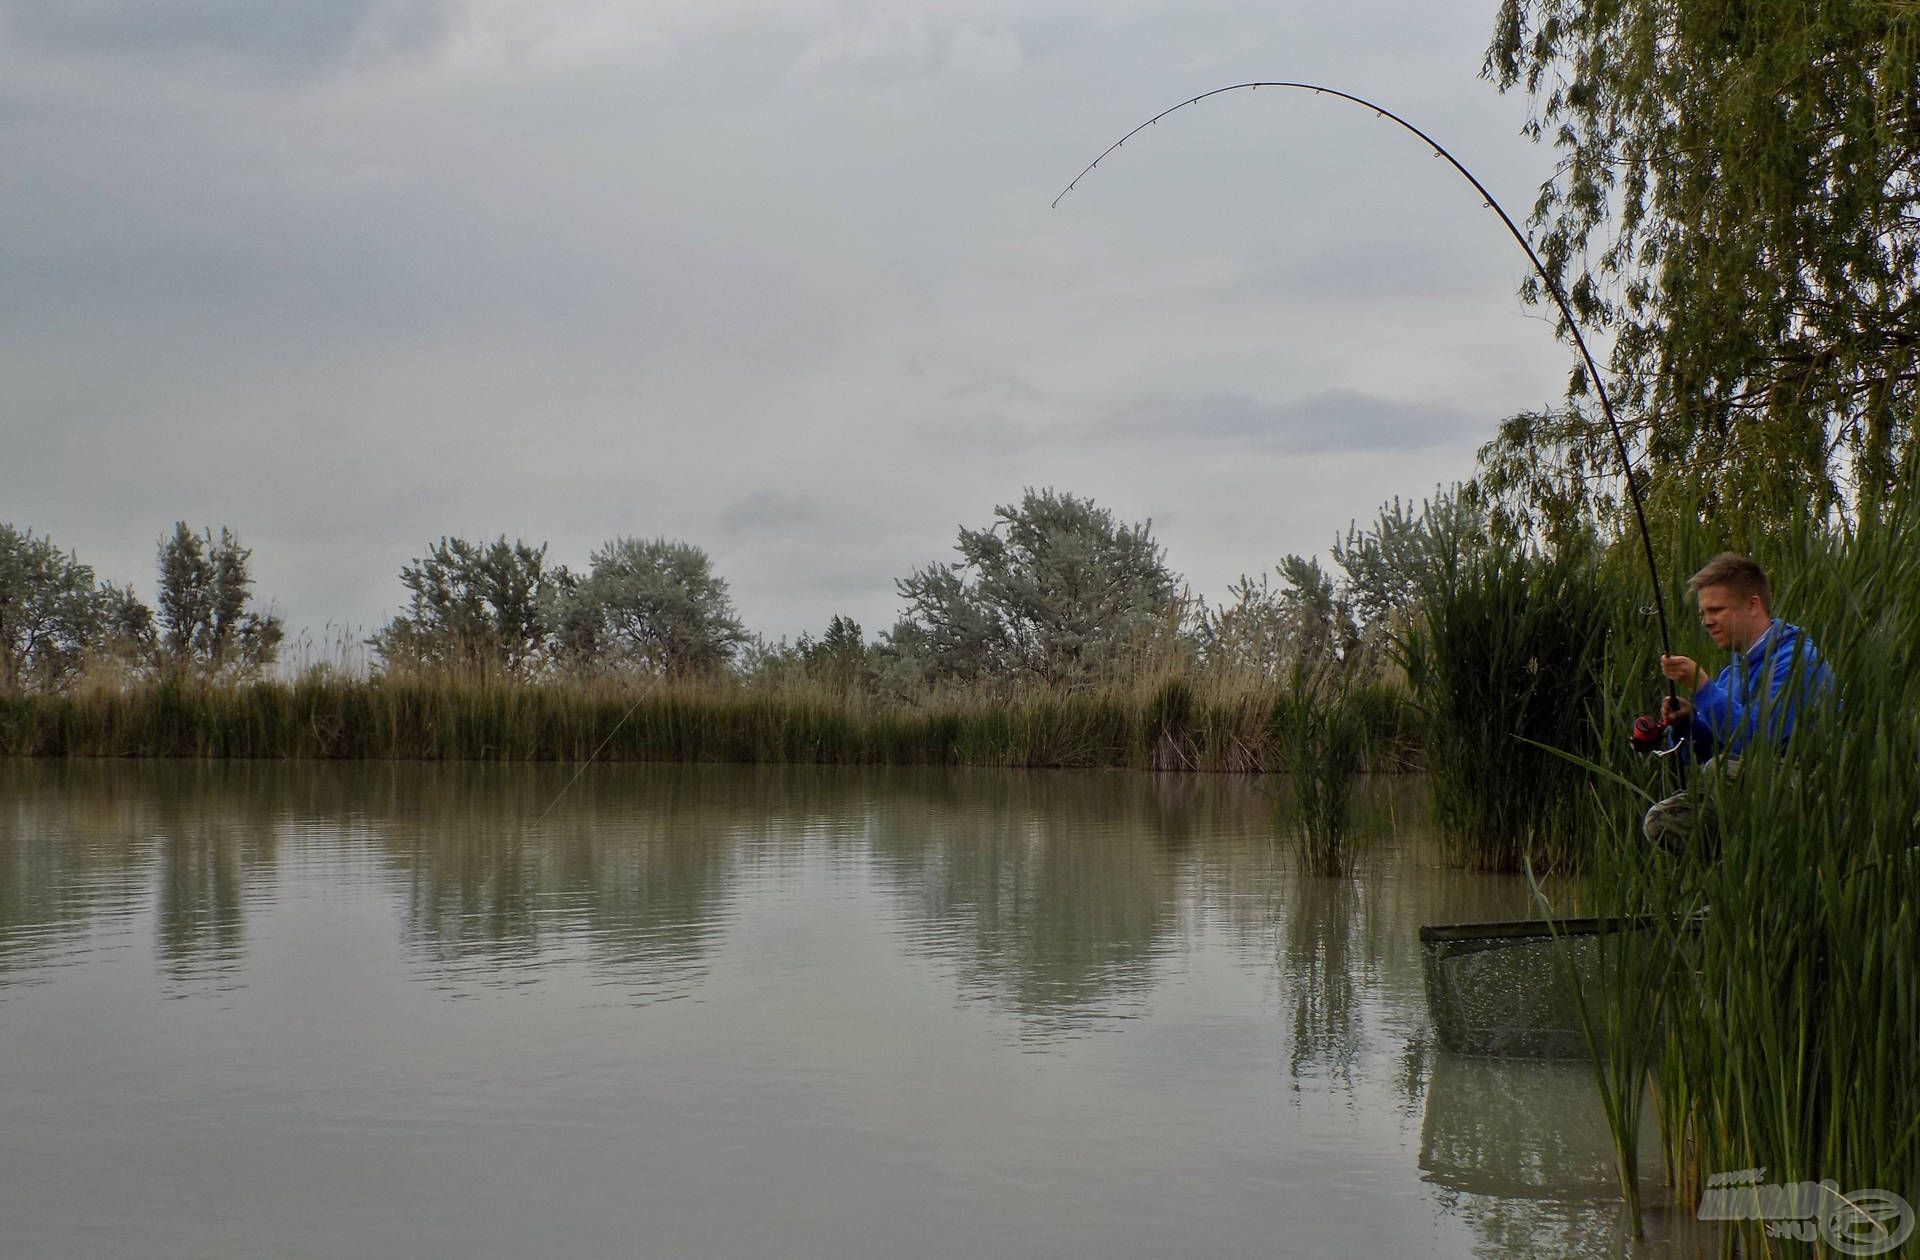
1483;0;1920;526
1276;665;1371;877
799;615;868;690
155;523;281;683
867;619;935;701
372;536;569;678
1390;491;1613;872
0;669;1419;773
734;616;871;694
1192;573;1291;676
1552;509;1920;1245
896;487;1180;687
1194;559;1360;679
0;525;151;694
569;537;747;678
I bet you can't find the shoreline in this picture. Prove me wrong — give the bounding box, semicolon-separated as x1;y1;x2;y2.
0;675;1420;771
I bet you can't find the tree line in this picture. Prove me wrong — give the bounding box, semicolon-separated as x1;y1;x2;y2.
0;486;1456;697
0;523;283;692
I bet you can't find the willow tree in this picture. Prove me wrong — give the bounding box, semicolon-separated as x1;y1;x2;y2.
1480;0;1920;531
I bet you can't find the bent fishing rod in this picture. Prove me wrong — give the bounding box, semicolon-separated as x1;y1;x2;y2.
1053;82;1679;679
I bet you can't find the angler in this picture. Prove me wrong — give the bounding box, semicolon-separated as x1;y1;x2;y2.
1638;553;1836;848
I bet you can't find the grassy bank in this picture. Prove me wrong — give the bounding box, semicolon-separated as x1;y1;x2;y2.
0;673;1418;773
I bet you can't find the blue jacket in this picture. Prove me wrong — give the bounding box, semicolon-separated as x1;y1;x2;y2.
1691;619;1833;759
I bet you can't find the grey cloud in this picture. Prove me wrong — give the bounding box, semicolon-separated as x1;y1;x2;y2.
786;13;1023;90
1102;389;1482;454
0;0;457;77
1236;236;1503;304
0;0;1574;645
716;489;825;538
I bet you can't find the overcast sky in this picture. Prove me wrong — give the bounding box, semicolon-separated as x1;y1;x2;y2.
0;0;1577;654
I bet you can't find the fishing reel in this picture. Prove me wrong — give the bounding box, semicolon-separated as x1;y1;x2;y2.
1630;714;1686;757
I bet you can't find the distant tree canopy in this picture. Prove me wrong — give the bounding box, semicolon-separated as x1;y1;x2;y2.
1194;558;1360;681
569;537;748;677
155;523;283;682
1187;494;1488;684
1480;0;1920;531
790;614;867;689
894;488;1180;687
372;534;745;679
0;525;150;694
372;537;570;677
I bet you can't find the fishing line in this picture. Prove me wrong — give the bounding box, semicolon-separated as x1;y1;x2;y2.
530;687;650;828
1052;81;1678;667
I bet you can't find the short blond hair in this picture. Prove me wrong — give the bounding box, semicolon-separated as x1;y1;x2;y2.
1688;552;1771;612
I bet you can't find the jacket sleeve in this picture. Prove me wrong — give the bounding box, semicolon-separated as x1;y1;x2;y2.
1690;669;1748;754
1693;635;1828;755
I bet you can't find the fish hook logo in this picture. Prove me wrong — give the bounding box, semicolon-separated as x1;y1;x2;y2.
1698;1168;1914;1255
1821;1188;1914;1256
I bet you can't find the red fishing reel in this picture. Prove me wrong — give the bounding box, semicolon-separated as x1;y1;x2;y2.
1630;714;1671;755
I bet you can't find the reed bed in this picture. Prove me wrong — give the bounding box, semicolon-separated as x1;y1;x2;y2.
1274;665;1373;876
1539;510;1920;1251
0;671;1419;774
1397;526;1617;873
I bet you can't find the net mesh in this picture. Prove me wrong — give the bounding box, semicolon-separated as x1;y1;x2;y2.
1422;932;1600;1059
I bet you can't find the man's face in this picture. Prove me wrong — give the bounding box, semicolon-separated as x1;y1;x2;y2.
1695;584;1767;651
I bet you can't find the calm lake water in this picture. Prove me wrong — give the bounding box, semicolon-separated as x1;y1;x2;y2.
0;761;1714;1258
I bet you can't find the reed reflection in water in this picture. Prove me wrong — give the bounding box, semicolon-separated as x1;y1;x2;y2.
0;761;1706;1259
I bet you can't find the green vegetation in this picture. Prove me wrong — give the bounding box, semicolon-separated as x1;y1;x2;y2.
370;533;751;680
154;523;284;682
889;487;1182;689
0;522;276;693
370;536;570;678
0;525;152;692
1275;668;1372;876
1474;0;1920;1245
0;670;1418;773
1522;511;1920;1249
1395;495;1616;873
1481;0;1920;534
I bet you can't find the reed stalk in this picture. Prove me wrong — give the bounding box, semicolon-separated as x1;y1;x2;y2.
1276;662;1372;876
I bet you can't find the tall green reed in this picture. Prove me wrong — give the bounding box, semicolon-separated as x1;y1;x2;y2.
1276;662;1372;876
1548;507;1920;1252
0;669;1418;775
1398;524;1616;872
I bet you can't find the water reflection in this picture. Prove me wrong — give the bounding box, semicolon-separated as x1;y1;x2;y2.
0;762;283;991
864;770;1199;1040
1283;876;1370;1083
0;760;1713;1259
360;765;747;1000
0;762;1544;1033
